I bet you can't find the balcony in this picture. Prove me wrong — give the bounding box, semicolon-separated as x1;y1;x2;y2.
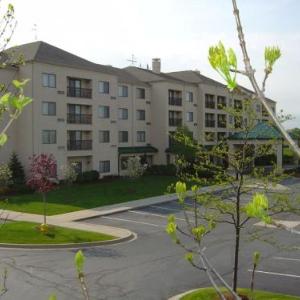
169;97;182;106
169;118;182;127
67;140;92;151
205;120;215;127
67;114;92;124
67;87;92;99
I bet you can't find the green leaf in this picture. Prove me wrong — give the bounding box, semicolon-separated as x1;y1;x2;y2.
12;79;30;89
253;251;261;266
175;181;186;203
0;133;8;146
0;93;11;106
185;252;194;263
265;46;281;72
208;41;237;91
48;295;57;300
74;250;85;274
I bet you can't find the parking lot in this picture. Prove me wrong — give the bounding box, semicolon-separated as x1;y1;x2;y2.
0;181;299;299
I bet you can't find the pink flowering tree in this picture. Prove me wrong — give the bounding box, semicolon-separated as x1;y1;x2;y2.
27;154;57;227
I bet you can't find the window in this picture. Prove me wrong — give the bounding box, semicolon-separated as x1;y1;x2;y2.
169;111;182;126
217;132;226;141
118;85;128;97
42;102;56;116
42;73;56;88
136;109;145;120
169;90;182;106
121;157;128;170
186;91;193;102
136;88;145;99
98;106;110;118
234;99;243;110
99;81;109;94
256;104;261;113
99;130;110;143
217;96;226;109
119;131;128;143
99;160;110;173
205;113;215;127
137;131;146;142
42;130;56;144
205;94;215;109
118;108;128;120
205;132;215;142
217;114;227;128
186;112;193;122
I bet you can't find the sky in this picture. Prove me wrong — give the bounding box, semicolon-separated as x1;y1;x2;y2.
5;0;300;129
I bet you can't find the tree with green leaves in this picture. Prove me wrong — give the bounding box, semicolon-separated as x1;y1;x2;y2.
8;152;25;185
167;101;299;298
208;0;300;160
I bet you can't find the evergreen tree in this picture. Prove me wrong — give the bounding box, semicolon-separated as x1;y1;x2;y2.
8;152;25;185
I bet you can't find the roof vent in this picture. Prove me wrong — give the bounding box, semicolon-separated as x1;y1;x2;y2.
152;58;161;73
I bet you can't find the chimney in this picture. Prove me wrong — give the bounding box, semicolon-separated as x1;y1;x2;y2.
152;58;161;73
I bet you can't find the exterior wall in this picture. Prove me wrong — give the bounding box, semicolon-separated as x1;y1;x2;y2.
0;56;278;178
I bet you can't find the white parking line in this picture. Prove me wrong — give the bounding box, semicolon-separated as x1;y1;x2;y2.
102;216;164;228
273;257;300;263
150;205;194;215
248;269;300;279
128;210;187;222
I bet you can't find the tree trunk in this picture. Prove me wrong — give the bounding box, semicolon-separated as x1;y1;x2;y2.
42;192;47;225
233;226;240;292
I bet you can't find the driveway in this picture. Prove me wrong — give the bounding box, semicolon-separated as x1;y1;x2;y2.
0;179;299;299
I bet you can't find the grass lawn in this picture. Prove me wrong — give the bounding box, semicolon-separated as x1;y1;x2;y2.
0;175;176;215
0;221;115;244
181;287;300;300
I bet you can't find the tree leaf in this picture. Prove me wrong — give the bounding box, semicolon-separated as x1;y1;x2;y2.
0;133;8;146
74;250;85;274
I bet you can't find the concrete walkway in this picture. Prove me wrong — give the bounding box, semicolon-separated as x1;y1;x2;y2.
0;209;132;240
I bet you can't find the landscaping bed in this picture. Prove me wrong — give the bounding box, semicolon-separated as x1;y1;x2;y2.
0;221;115;244
0;175;176;215
180;288;300;300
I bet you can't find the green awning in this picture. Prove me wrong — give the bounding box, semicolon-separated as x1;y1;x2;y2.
229;122;283;141
118;146;158;155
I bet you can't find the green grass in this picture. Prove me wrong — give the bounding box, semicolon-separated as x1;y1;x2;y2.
0;221;115;244
0;176;176;215
181;288;300;300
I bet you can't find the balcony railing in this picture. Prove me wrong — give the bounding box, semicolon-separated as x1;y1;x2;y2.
205;101;215;109
67;140;92;151
67;87;92;99
169;118;182;127
205;120;215;127
169;97;182;106
67;114;92;124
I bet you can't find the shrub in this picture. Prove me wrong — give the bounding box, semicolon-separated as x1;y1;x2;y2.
76;170;99;183
0;164;13;189
8;152;25;185
145;164;177;176
61;163;78;185
127;156;147;178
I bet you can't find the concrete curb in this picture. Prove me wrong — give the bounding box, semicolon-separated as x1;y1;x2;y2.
0;232;136;250
168;289;199;300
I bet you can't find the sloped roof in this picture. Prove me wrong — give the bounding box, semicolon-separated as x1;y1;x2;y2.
229;122;283;140
4;41;147;86
125;66;191;84
167;70;226;88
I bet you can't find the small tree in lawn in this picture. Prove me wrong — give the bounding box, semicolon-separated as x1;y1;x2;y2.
61;162;78;185
8;152;25;185
127;156;147;178
27;154;57;230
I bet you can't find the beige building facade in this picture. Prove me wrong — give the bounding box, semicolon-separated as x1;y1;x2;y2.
0;41;276;178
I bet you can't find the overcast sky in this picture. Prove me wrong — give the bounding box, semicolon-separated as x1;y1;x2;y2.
6;0;300;129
